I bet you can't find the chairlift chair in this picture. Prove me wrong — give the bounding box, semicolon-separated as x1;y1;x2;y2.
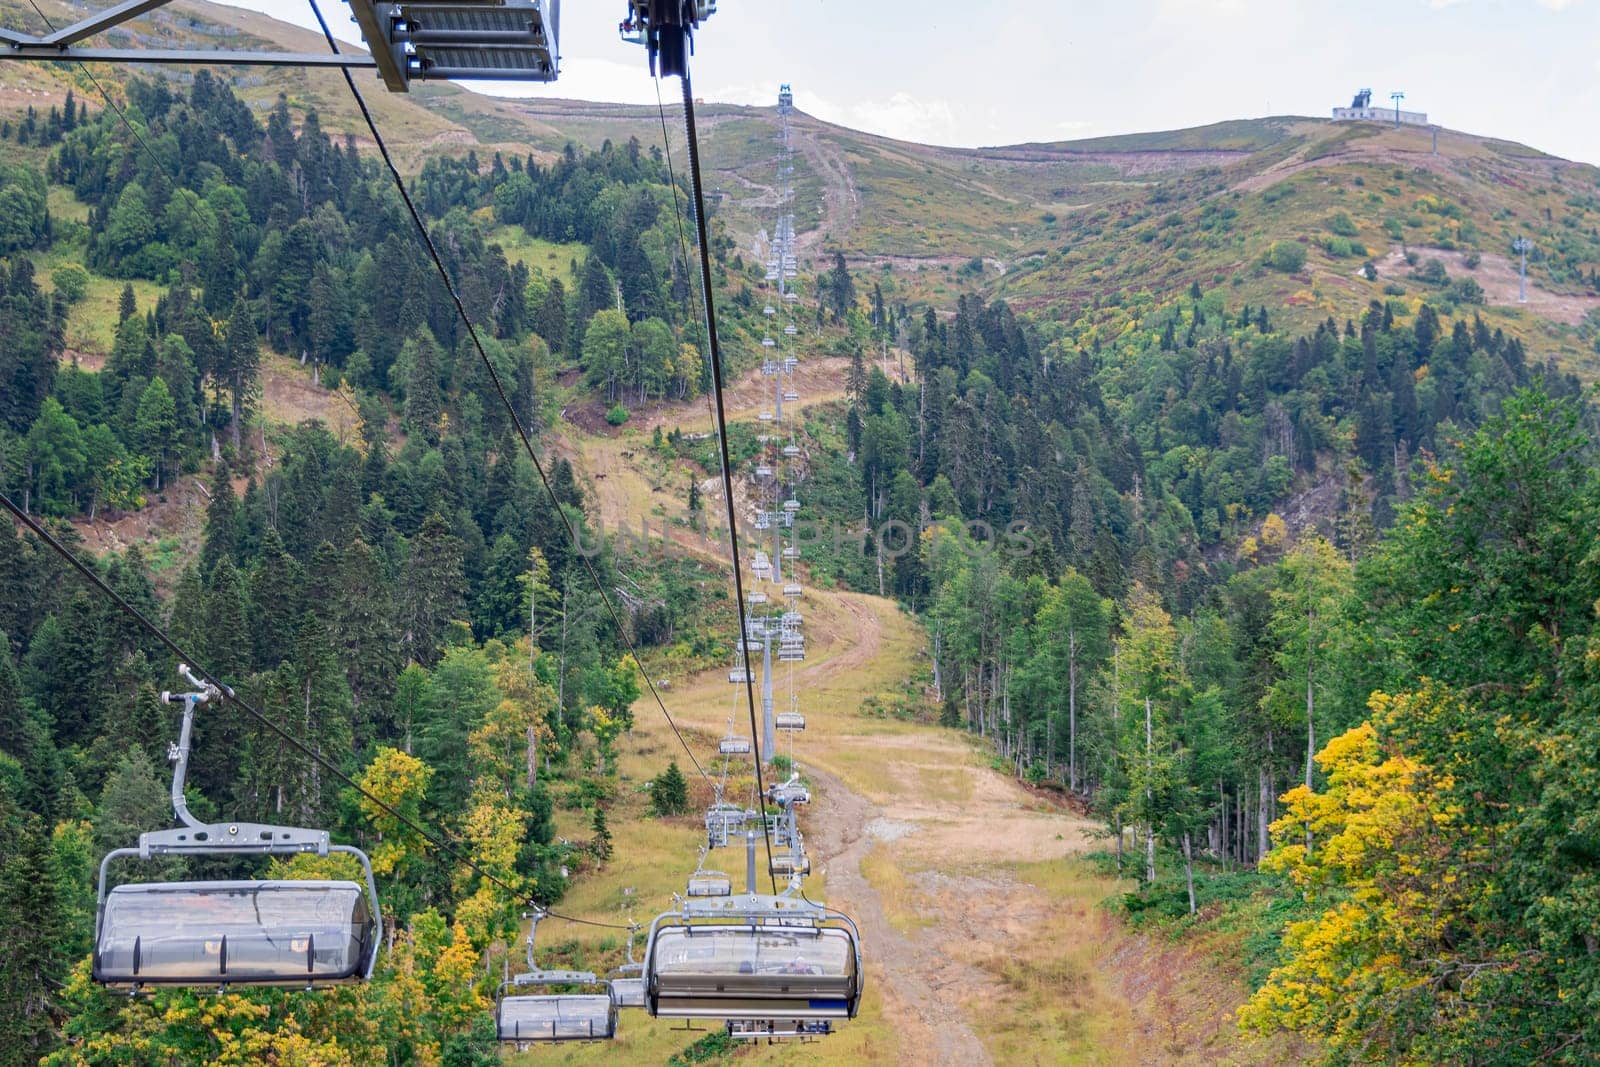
747;590;768;606
783;583;803;599
608;926;647;1008
719;716;753;756
783;390;800;403
770;846;810;879
728;666;754;684
764;305;776;316
783;498;801;512
782;546;800;560
758;410;774;423
93;666;381;991
687;849;733;898
643;844;862;1025
496;912;618;1043
762;337;776;348
783;357;799;372
755;464;773;478
775;711;806;731
770;773;810;806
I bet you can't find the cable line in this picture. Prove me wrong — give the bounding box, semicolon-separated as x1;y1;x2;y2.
648;77;781;890
674;70;778;892
304;0;709;784
0;492;626;931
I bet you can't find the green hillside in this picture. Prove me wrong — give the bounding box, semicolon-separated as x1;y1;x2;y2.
5;3;1600;1064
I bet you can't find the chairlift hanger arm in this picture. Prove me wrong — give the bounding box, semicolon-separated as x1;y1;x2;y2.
0;43;378;67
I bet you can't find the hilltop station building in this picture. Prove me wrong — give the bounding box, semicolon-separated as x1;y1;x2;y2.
1333;89;1428;126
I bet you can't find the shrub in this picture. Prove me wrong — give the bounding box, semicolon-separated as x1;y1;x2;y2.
51;263;89;303
1462;251;1481;269
1413;258;1449;285
606;403;630;426
1267;241;1307;273
1326;212;1359;237
1447;278;1485;305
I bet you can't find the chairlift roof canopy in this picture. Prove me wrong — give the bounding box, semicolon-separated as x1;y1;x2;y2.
497;993;617;1042
94;880;376;988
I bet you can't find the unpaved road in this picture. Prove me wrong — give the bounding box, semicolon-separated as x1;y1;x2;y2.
807;763;992;1065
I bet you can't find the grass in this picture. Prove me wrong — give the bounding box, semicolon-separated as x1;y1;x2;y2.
858;844;930;936
486;224;585;287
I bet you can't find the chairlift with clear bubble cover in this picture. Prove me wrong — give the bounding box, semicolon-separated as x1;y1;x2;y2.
93;665;381;991
496;911;618;1043
644;835;860;1024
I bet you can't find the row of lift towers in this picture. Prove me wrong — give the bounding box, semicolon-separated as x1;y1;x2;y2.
7;0;864;1049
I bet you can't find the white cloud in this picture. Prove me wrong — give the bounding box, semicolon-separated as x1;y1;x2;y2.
1536;0;1582;9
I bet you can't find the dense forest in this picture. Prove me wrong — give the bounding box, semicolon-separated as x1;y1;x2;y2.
0;72;734;1065
802;271;1599;1058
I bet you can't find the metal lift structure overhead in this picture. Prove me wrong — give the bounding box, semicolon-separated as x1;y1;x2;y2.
0;0;716;92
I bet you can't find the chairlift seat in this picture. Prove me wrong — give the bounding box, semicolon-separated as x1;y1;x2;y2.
783;390;800;402
784;324;798;335
775;712;806;731
728;669;753;684
719;736;752;755
94;880;375;988
611;977;646;1008
497;993;616;1042
783;583;802;598
647;924;858;1020
770;851;810;877
747;591;768;605
727;1018;832;1039
687;871;733;897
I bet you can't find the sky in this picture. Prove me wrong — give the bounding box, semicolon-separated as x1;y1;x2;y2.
238;0;1600;164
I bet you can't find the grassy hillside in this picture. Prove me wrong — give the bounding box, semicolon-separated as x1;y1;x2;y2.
5;0;1595;368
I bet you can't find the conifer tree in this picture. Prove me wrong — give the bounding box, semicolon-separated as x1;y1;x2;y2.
650;760;688;816
198;462;238;579
218;296;260;453
402;513;467;668
589;804;612;861
0;794;63;1064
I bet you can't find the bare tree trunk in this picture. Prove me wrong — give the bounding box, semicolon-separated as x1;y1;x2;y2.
1145;695;1156;884
1115;810;1124;875
526;724;538;791
1068;632;1079;793
1182;831;1197;915
1257;764;1271;864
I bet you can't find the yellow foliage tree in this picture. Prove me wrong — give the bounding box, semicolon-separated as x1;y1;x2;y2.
1239;689;1473;1057
472;637;557;792
355;746;433;876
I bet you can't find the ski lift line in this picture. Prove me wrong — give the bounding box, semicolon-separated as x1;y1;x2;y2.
678;68;779;895
303;0;708;787
0;493;630;936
